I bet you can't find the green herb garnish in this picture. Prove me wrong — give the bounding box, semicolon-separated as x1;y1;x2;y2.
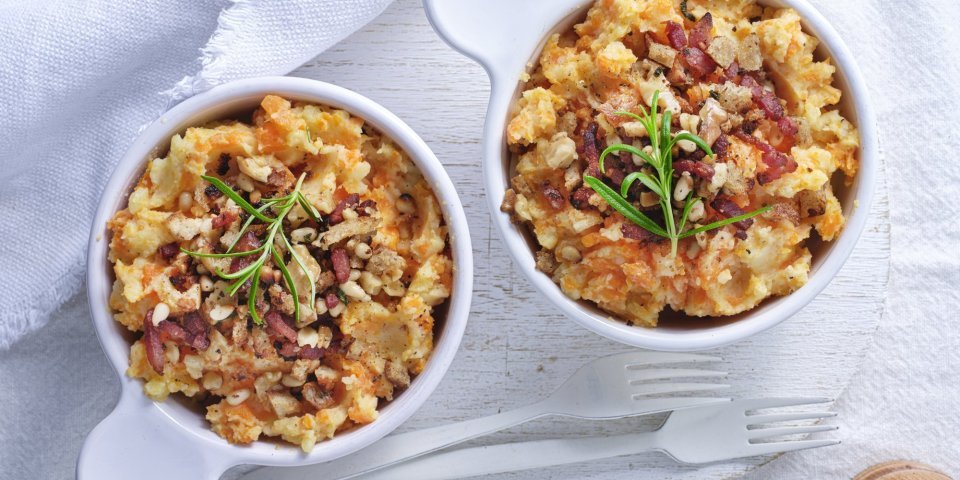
182;173;319;325
585;90;770;257
680;0;697;21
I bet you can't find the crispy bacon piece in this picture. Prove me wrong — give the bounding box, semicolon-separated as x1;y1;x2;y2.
622;223;659;243
329;194;360;225
298;346;324;360
211;209;238;229
741;75;798;137
182;312;210;350
578;123;601;178
277;341;298;359
204;184;223;199
169;274;196;293
673;160;715;181
713;134;730;159
331;248;350;284
570;187;594;210
665;21;688;49
357;199;377;216
711;197;756;231
158;242;179;260
734;132;798;184
682;47;717;78
325;292;340;310
143;310;165;375
229;231;261;274
541;183;565;210
688;13;713;51
265;311;298;343
158;321;187;343
723;61;742;82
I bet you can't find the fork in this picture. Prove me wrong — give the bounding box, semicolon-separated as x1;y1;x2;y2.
242;351;729;480
349;398;840;480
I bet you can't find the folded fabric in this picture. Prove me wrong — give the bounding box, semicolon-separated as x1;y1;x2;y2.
0;0;393;349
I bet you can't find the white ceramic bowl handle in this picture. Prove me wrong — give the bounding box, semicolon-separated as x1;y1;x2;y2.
423;0;577;80
77;392;231;480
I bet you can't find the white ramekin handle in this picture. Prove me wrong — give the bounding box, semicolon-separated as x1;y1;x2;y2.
77;393;231;480
423;0;576;79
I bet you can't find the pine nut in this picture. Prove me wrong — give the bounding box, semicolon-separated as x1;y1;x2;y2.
178;192;193;211
226;389;250;406
349;269;361;282
359;271;382;295
342;208;358;221
164;341;179;364
559;245;582;262
236;174;255;193
340;281;368;301
297;327;319;348
354;242;372;259
687;199;705;222
674;173;694;202
209;304;235;322
291;227;318;244
281;373;305;388
199;275;215;292
152;303;170;325
329;302;345;318
249;190;262;204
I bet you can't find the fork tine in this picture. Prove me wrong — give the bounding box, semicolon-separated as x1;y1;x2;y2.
633;396;731;412
631;382;729;397
749;425;838;441
627;368;727;383
748;411;838;425
741;397;833;411
747;438;840;456
622;352;722;368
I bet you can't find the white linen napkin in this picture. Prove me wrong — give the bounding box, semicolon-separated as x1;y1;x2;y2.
0;0;393;350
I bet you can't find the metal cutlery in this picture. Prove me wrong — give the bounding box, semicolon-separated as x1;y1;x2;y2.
350;397;839;480
242;351;729;480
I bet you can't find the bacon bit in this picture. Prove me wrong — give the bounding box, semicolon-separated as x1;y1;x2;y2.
357;199;377;216
264;311;298;343
143;310;165;375
578;123;601;178
331;248;351;284
688;13;713;51
622;223;658;243
682;47;717;78
325;292;340;310
204;184;223;199
673;160;715;181
170;274;197;293
711;197;755;231
778;117;799;137
298;346;324;360
329;194;360;225
182;312;210;351
665;22;688;49
740;75;796;140
229;231;261;274
713;134;730;159
158;321;187;343
541;183;565;210
723;61;742;82
734;132;798;184
158;242;179;260
570;187;595;210
217;153;230;176
211;210;238;229
277;341;298;359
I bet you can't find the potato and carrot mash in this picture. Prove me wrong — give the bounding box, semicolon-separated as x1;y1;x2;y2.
107;95;452;451
502;0;859;327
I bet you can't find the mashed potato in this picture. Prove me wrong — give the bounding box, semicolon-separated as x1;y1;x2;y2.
503;0;858;327
108;95;453;451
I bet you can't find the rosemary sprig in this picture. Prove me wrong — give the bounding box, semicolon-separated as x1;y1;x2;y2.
182;173;317;325
585;90;770;257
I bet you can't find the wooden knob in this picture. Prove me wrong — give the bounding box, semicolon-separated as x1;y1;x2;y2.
855;461;953;480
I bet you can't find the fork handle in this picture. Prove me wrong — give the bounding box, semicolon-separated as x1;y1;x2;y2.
241;402;549;480
351;432;662;480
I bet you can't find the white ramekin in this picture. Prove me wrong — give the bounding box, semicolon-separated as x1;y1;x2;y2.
79;77;473;479
425;0;876;351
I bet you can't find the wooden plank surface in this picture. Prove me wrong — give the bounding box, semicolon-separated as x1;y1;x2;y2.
249;1;892;478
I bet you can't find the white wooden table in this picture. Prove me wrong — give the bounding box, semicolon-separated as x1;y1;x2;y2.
234;1;891;478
